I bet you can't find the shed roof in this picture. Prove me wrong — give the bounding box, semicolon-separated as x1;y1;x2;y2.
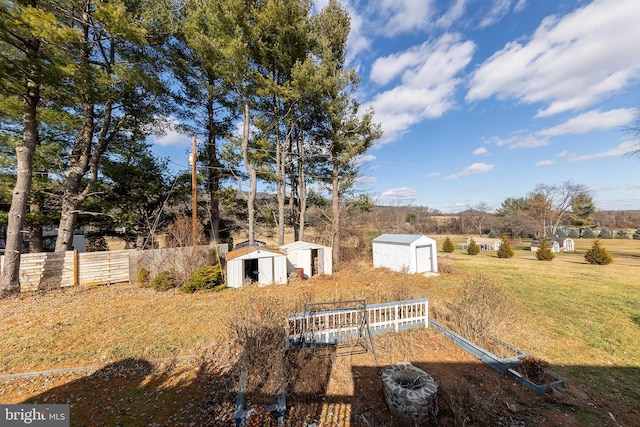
279;241;332;251
226;246;285;261
372;233;434;245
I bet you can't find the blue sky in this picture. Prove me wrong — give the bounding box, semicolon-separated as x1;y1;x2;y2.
151;0;640;213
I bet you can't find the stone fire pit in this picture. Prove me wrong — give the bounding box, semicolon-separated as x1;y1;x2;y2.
381;362;438;423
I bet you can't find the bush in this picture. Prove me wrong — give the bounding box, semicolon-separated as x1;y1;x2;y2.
179;265;225;294
151;269;179;291
442;236;455;253
136;267;151;288
598;228;613;239
568;229;579;238
582;228;595;238
615;230;629;239
556;229;567;239
633;228;640;240
584;239;613;265
497;235;514;258
467;239;480;255
536;237;555;261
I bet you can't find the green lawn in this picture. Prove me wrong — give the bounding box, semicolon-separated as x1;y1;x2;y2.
431;237;640;407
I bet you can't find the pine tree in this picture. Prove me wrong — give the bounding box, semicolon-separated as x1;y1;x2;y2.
467;238;480;255
584;239;613;265
536;237;555;261
497;235;514;258
442;236;455;253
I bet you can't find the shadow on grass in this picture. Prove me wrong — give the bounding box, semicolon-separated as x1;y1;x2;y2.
18;356;640;426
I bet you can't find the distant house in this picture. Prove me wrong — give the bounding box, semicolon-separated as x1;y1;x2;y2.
372;233;438;274
225;246;287;288
279;241;333;279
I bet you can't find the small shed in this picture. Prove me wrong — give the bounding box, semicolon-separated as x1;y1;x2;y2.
372;234;438;274
225;246;287;288
279;241;333;279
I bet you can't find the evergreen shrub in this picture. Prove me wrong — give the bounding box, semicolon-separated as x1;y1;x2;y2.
442;236;455;253
152;269;179;291
536;237;555;261
179;265;225;294
136;267;151;288
467;239;480;255
497;235;514;258
584;239;613;265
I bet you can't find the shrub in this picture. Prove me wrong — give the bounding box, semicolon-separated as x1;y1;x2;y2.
431;274;513;344
556;229;567;239
467;239;480;255
582;227;595;238
518;355;549;383
598;228;612;239
615;230;629;239
568;229;579;238
584;239;613;265
497;235;514;258
438;261;456;274
633;228;640;240
536;237;555;261
136;267;151;288
179;265;224;294
151;269;179;291
442;236;455;253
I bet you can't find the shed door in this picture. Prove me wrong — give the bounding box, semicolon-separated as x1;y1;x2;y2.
416;245;431;272
258;257;273;285
317;248;324;275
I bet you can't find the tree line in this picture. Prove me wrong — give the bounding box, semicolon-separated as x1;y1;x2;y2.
0;0;381;294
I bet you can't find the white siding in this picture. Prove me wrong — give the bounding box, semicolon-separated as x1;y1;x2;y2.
227;259;244;288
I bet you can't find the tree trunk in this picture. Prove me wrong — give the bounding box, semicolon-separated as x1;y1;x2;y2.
1;43;40;294
241;94;257;246
206;95;220;243
331;152;340;267
297;133;306;241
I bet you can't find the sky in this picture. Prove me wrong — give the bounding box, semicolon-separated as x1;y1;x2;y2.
151;0;640;213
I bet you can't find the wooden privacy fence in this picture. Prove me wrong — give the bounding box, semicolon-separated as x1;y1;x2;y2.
0;244;227;292
286;298;429;348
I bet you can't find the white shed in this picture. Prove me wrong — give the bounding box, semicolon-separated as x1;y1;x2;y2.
372;234;438;274
279;241;333;279
225;246;287;288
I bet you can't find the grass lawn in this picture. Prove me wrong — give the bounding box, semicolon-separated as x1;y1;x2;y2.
431;237;640;410
1;237;639;425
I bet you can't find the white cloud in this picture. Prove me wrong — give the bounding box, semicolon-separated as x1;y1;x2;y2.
375;186;418;205
373;0;434;36
436;0;469;28
539;108;637;137
491;133;549;149
556;150;568;157
473;147;489;155
428;172;442;178
153;130;190;148
368;34;475;144
569;141;638;162
445;162;494;179
478;0;517;28
467;0;640;117
535;160;555;166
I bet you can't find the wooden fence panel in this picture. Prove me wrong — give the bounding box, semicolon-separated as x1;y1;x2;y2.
4;251;76;292
77;250;130;286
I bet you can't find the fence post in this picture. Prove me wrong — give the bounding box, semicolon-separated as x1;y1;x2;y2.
73;250;79;287
394;304;398;332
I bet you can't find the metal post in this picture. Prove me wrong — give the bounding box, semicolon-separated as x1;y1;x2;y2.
191;136;197;246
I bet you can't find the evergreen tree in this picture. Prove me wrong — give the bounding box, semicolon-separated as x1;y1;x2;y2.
536;237;555;261
582;227;595;238
633;228;640;240
442;236;455;253
467;238;480;255
598;228;613;239
497;235;514;258
584;239;613;265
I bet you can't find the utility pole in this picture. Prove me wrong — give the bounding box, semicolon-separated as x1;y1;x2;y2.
191;136;197;246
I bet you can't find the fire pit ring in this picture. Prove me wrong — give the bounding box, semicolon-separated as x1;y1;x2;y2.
381;362;438;422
